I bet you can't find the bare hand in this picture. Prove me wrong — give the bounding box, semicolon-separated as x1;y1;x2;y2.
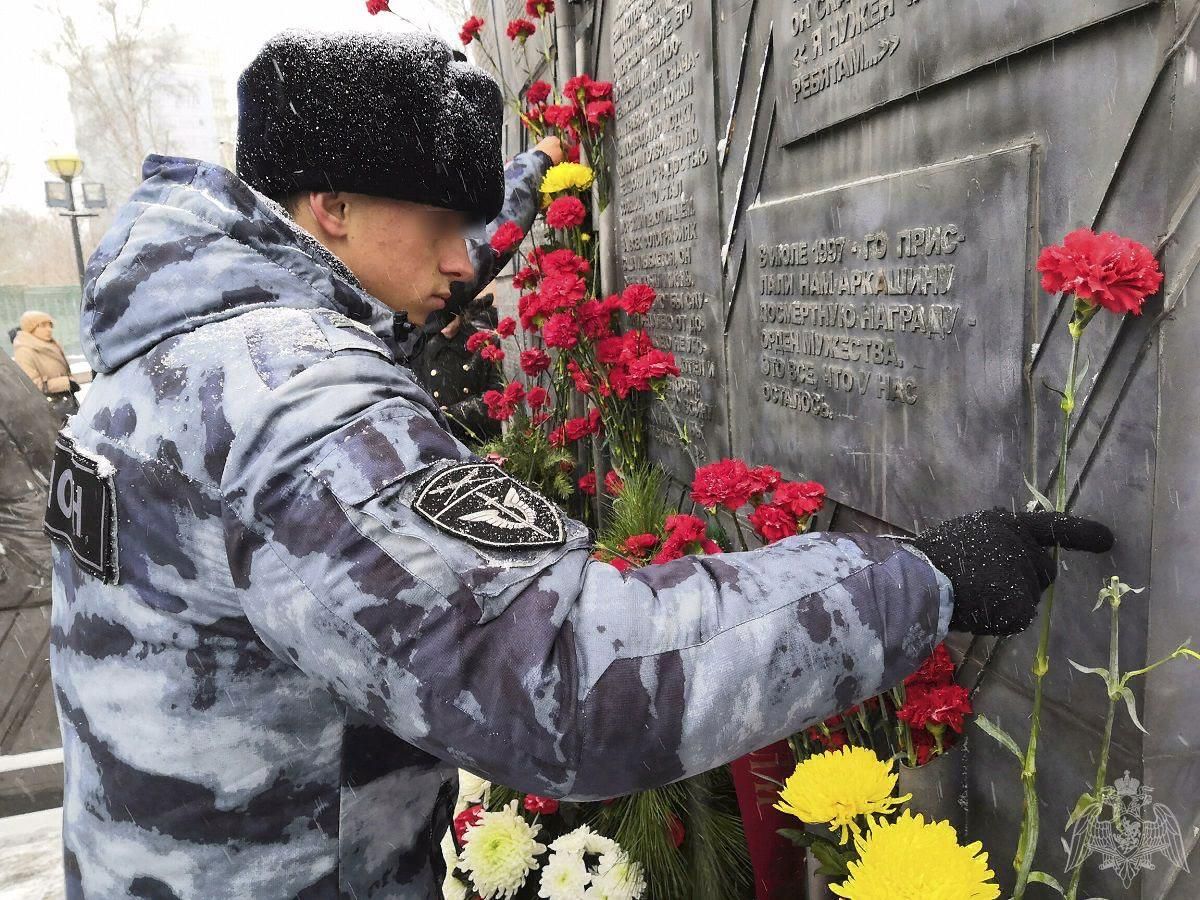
533;136;565;165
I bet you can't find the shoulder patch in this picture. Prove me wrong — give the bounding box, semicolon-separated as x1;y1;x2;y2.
43;434;120;583
413;462;565;550
309;308;392;361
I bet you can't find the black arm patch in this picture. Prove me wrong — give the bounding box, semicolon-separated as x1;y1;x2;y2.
43;435;120;583
413;463;565;550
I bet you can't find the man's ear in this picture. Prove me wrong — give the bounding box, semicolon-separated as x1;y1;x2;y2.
306;191;352;240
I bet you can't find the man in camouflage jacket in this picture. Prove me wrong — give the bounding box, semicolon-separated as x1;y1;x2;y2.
46;30;1112;899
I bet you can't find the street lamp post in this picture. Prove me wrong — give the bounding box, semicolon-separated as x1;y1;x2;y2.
45;155;95;289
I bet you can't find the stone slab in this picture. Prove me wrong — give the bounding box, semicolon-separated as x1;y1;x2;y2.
773;0;1159;144
737;144;1036;529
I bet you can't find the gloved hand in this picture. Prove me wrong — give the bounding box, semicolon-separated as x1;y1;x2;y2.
912;509;1114;636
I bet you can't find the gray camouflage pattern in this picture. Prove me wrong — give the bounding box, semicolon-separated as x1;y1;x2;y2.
50;154;953;899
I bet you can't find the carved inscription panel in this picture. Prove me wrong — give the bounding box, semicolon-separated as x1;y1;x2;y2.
737;145;1035;529
612;0;726;474
773;0;1158;144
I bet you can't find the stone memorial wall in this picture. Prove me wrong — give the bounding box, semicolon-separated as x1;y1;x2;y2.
483;0;1200;894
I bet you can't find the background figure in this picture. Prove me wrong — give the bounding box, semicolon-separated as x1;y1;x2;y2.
410;290;504;445
0;352;64;814
11;311;91;421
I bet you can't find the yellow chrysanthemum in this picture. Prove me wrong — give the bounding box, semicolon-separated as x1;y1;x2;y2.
830;811;1000;900
774;746;910;844
540;162;594;199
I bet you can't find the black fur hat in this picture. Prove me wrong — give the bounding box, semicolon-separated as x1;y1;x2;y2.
237;30;503;221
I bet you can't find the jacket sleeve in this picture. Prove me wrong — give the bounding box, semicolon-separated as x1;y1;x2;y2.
222;352;953;800
460;149;552;299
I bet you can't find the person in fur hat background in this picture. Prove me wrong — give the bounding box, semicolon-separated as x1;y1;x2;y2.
12;311;91;420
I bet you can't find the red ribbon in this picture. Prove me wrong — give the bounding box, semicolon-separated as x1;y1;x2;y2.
730;741;806;900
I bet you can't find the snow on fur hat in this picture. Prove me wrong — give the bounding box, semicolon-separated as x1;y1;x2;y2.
236;29;503;221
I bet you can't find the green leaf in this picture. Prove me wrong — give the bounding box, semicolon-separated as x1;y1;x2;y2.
1066;792;1100;828
1067;659;1111;683
1023;476;1055;512
1072;354;1091;394
1029;871;1066;894
778;828;817;848
973;714;1023;760
1119;686;1148;733
810;841;851;877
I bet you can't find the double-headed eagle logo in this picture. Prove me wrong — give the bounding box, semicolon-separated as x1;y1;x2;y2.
413;462;566;550
1065;770;1188;889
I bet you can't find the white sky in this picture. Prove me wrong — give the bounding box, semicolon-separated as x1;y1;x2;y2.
0;0;464;212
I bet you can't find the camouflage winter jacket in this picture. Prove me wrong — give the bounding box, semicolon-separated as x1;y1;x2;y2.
48;155;953;899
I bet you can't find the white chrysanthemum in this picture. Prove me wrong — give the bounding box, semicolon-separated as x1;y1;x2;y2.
442;874;470;900
550;825;620;857
458;770;491;806
459;800;547;899
538;851;590;900
585;855;646;900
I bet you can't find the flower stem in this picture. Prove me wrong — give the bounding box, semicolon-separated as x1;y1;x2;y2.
1065;594;1120;900
1012;320;1082;898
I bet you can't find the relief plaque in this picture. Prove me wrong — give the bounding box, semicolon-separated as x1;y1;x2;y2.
773;0;1158;144
735;144;1037;529
612;0;727;475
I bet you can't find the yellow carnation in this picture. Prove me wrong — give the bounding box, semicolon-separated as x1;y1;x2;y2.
830;810;1000;900
774;746;910;844
540;162;594;199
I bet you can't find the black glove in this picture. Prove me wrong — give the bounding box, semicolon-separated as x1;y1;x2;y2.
912;509;1114;636
68;379;81;393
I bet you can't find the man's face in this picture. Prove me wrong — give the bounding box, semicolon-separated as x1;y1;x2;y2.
297;192;476;326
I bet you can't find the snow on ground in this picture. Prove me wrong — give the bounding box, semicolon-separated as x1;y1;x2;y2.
0;808;65;900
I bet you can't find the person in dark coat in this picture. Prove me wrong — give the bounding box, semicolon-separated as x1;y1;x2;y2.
410;291;505;445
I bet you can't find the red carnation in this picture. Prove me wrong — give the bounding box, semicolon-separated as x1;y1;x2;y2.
622;533;659;557
459;15;485;44
506;18;536;42
1036;228;1163;315
563;409;601;442
541;312;579;349
546;195;587;229
566;360;592;394
586;80;613;100
365;0;390;15
578;472;597;495
540;272;587;310
619;283;656;315
585;100;615;127
519;348;551;376
667;813;685;849
483;389;515;421
905;643;956;688
691;459;754;511
454;804;484;843
608;555;633;573
548;426;566;447
526;80;552;105
526;385;550;409
526;0;555;16
513;266;539;290
897;682;973;734
749;503;799;544
543;104;578;129
536;248;590;277
747;465;781;498
772;480;826;518
466;331;492;353
480;344;505;363
523;794;559;815
489;221;525;255
496;317;516;338
626;348;680;391
604;470;625;496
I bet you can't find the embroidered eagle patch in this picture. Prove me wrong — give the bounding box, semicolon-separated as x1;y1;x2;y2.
413;462;566;549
